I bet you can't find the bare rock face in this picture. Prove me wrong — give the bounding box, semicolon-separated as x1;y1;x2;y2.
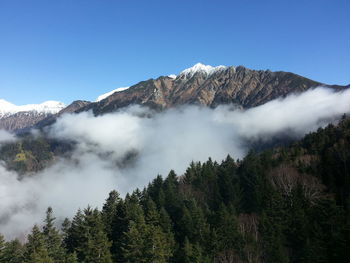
0;100;91;132
2;64;349;132
33;100;91;130
0;100;66;132
0;112;53;131
58;100;91;114
81;65;343;116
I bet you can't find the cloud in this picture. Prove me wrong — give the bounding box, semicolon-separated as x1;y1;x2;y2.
1;87;350;239
0;130;16;143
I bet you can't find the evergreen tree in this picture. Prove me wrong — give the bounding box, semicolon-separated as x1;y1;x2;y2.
65;252;79;263
0;234;5;263
144;225;173;263
101;190;120;239
122;220;147;263
61;217;71;249
111;199;128;263
1;239;24;263
25;225;53;263
179;237;208;263
80;207;112;263
214;204;243;258
64;209;85;256
43;207;65;263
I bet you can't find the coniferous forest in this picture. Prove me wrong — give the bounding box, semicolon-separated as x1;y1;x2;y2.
1;118;350;263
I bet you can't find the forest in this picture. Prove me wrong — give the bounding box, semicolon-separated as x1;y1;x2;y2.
1;117;350;263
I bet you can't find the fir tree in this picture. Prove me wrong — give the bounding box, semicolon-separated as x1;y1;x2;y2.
101;190;120;239
43;207;65;263
1;239;24;263
25;225;53;263
80;207;112;263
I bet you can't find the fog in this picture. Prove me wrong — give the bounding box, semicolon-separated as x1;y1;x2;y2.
1;87;350;239
0;130;16;143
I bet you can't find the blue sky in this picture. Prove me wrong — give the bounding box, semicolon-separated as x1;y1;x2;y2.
0;0;349;105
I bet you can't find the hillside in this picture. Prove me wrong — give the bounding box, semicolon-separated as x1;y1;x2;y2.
1;116;350;263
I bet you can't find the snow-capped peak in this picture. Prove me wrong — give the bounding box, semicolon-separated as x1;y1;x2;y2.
179;63;228;78
168;74;177;79
0;99;65;118
95;87;130;102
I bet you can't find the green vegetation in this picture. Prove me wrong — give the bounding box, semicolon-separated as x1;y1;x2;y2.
0;136;73;174
1;118;350;262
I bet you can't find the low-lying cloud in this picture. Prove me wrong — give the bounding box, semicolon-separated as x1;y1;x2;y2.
0;130;16;143
1;87;350;239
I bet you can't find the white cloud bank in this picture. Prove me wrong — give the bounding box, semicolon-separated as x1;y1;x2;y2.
1;87;350;239
0;130;17;143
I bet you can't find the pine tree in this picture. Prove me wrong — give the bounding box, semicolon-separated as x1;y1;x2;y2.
1;239;24;263
144;199;174;262
43;207;65;263
145;225;173;263
61;217;71;249
25;225;53;263
159;207;173;234
145;198;161;226
214;204;243;256
260;212;289;263
239;151;264;213
111;199;128;263
122;220;146;263
80;207;112;263
64;209;85;257
65;252;79;263
179;237;208;263
0;234;5;263
101;190;120;239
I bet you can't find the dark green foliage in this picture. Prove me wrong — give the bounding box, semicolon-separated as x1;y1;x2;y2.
3;118;350;262
0;238;24;263
0;135;73;174
43;207;65;263
24;225;53;263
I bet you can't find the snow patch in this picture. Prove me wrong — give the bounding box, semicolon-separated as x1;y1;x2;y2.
179;63;228;78
168;74;177;79
95;87;130;102
0;99;65;118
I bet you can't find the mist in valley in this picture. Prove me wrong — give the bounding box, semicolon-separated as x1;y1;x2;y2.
1;87;350;239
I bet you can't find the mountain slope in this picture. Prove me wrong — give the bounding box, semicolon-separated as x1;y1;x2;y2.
32;100;91;131
0;100;65;131
1;63;349;131
80;63;345;116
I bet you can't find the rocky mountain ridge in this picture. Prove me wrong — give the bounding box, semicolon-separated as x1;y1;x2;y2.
0;100;65;131
1;63;349;131
81;63;347;116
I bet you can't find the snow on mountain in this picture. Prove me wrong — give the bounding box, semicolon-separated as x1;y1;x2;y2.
95;64;228;102
0;99;65;118
95;87;130;102
179;63;228;78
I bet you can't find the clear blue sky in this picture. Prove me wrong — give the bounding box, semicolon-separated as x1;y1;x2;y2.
0;0;349;105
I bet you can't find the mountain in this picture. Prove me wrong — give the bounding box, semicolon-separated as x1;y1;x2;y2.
32;100;91;129
1;63;349;132
95;87;130;102
0;100;65;131
0;100;65;118
79;63;347;116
